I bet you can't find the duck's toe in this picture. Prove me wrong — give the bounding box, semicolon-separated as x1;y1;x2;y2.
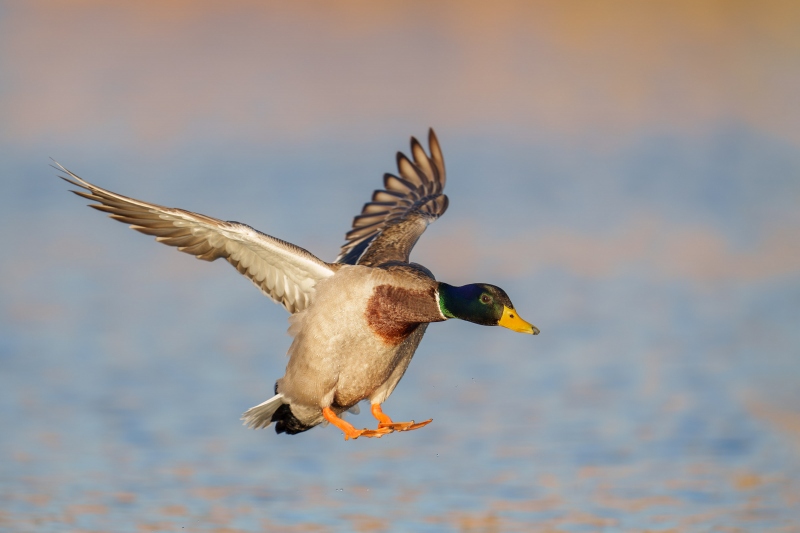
356;426;394;439
370;403;432;432
378;419;432;432
323;406;394;440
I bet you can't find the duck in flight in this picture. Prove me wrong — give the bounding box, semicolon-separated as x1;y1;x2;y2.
58;129;539;440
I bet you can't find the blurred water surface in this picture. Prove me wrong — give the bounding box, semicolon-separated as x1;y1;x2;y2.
2;2;800;531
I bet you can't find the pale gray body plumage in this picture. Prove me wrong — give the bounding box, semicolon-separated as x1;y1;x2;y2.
276;265;441;429
58;129;449;436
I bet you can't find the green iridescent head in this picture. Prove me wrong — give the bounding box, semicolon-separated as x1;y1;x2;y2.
436;282;539;334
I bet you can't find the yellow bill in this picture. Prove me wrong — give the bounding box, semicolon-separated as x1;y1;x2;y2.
499;306;540;335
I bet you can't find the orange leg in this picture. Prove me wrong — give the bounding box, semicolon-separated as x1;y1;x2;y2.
322;407;392;441
371;403;432;432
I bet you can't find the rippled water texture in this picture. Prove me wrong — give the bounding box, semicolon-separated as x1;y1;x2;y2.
2;2;800;531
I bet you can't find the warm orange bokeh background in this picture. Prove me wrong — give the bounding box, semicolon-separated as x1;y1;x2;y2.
3;0;799;146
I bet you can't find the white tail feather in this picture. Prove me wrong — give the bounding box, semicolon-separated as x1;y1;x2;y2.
241;393;286;429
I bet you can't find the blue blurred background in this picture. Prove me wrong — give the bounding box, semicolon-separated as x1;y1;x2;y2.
1;1;799;530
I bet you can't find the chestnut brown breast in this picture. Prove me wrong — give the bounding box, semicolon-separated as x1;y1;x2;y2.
365;284;443;345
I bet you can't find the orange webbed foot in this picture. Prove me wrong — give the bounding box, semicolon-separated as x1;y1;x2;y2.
378;419;432;431
354;427;394;439
371;404;432;432
322;407;393;440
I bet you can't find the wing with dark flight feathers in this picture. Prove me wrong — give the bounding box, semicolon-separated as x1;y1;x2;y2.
56;163;334;314
335;129;449;267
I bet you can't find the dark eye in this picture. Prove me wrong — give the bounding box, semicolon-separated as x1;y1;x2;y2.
480;294;491;304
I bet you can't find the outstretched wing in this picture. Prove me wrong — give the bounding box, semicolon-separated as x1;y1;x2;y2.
336;129;448;267
56;163;334;314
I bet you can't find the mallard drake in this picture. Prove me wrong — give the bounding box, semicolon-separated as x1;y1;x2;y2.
58;129;538;440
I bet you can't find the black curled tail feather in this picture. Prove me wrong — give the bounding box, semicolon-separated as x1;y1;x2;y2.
272;404;315;435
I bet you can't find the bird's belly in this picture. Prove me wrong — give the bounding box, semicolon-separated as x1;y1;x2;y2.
331;338;404;407
279;265;428;412
281;306;409;410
